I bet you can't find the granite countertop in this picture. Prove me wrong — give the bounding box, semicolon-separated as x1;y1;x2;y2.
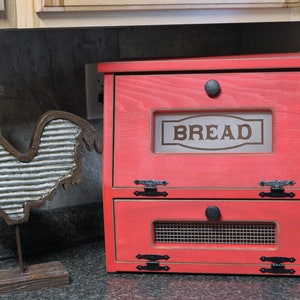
0;241;300;300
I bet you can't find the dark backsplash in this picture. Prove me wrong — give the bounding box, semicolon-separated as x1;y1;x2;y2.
0;22;299;257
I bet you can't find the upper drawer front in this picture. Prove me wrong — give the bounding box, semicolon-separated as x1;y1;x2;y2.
113;71;300;190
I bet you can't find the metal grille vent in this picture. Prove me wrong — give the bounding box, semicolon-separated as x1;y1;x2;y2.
154;221;277;245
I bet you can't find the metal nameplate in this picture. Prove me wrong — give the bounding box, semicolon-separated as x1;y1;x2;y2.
154;111;272;153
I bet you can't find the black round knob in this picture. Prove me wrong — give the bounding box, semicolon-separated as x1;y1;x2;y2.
205;206;221;221
205;79;221;98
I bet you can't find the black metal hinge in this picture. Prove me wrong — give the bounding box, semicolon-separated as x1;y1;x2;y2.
260;256;296;275
259;180;296;198
134;180;168;197
136;254;170;271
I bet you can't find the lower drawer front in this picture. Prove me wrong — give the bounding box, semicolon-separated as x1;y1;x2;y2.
113;199;300;274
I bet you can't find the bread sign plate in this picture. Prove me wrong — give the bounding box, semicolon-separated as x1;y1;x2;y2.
154;111;272;153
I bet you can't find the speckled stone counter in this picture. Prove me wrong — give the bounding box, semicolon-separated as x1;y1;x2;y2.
0;241;300;299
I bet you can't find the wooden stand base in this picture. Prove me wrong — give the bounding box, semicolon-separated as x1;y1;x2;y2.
0;261;70;294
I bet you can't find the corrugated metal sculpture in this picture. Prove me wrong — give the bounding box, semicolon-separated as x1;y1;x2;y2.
0;110;102;225
0;111;102;289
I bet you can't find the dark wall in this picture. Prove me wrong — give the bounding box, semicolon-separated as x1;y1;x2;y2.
0;22;299;258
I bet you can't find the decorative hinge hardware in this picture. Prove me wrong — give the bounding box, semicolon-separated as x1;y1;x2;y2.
260;256;296;275
259;180;296;198
134;180;168;197
136;254;170;271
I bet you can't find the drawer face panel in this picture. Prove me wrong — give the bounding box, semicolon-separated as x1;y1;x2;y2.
113;72;300;189
114;199;300;267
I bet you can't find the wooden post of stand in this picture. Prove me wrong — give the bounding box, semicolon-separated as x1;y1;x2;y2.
15;225;25;273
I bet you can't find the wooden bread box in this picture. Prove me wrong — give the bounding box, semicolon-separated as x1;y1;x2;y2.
99;53;300;275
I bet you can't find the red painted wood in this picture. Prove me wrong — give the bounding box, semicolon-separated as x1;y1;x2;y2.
101;53;300;274
112;199;300;274
102;74;118;271
113;72;300;189
98;53;300;74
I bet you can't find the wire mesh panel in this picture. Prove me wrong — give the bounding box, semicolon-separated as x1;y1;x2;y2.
154;221;277;245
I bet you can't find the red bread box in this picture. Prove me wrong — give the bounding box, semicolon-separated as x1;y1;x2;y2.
98;53;300;275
